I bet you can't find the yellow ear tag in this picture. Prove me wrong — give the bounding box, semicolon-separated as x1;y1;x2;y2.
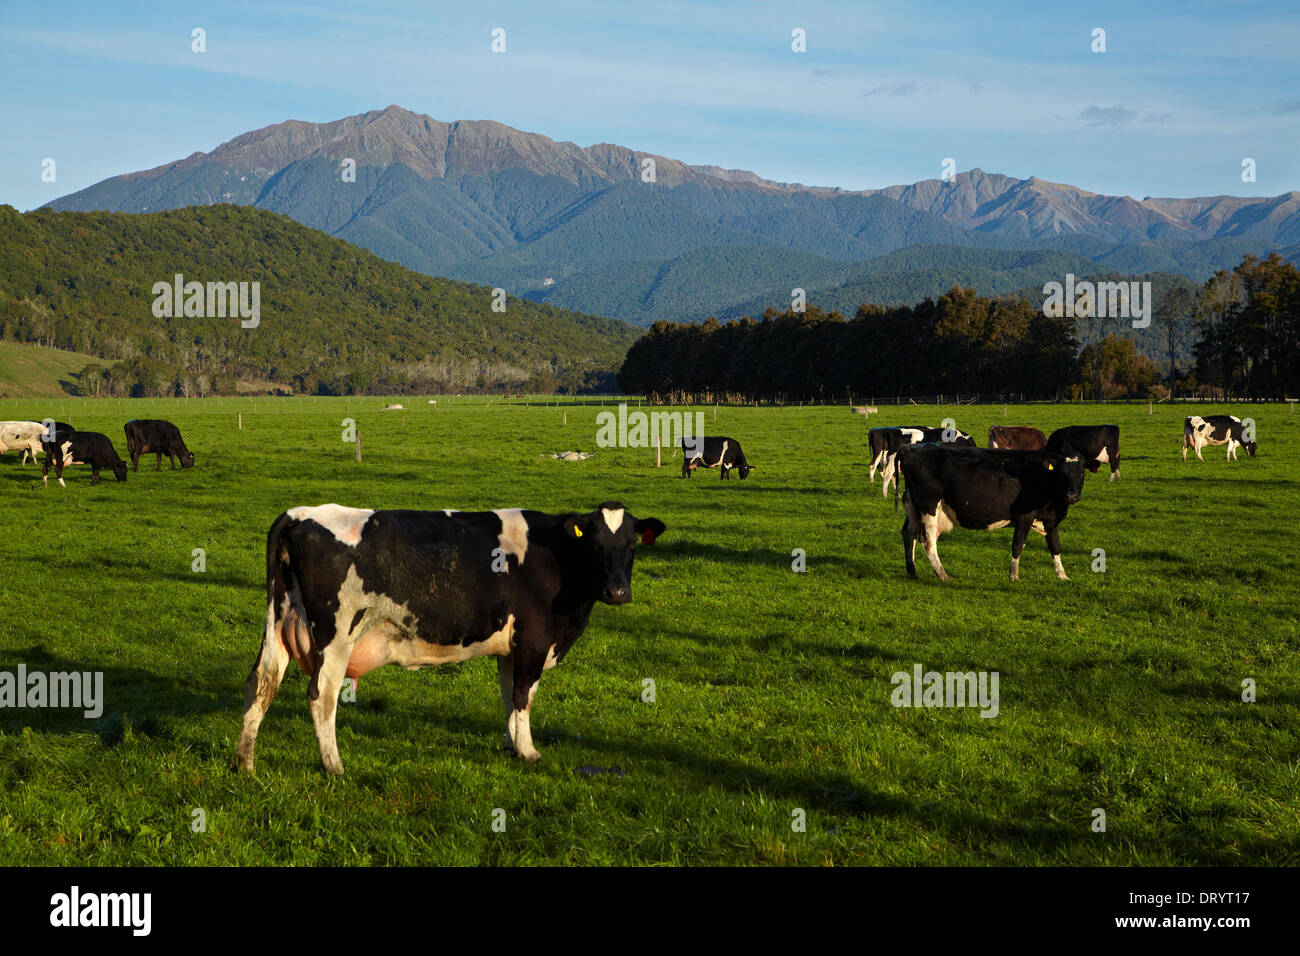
573;526;583;537
1046;463;1054;470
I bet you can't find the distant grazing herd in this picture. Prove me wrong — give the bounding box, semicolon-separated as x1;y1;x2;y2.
0;407;1262;773
0;418;194;486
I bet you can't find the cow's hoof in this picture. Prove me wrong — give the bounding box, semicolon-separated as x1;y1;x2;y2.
518;750;541;764
1009;572;1020;582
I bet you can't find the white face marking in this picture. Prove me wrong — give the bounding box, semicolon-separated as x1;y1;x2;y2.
601;507;625;534
493;508;529;566
1065;456;1080;463
287;504;374;546
1095;446;1110;463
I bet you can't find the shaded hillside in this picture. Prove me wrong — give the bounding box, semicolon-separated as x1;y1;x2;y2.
0;205;637;395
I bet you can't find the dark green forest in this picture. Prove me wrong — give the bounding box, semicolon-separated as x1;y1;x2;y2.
619;255;1300;403
0;204;639;396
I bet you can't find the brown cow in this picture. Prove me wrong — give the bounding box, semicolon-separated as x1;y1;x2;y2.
988;426;1047;451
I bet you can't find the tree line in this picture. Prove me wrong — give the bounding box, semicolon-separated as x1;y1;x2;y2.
619;254;1300;402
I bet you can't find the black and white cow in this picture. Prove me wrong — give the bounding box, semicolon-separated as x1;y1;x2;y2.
1183;415;1256;461
124;419;195;471
236;502;666;775
1045;425;1121;481
681;435;752;479
897;445;1085;582
869;425;976;496
41;430;128;486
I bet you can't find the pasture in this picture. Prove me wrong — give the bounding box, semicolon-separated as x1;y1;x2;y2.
0;395;1296;865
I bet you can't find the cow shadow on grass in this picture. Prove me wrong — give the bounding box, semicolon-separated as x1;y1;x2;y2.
332;704;1093;858
0;646;231;750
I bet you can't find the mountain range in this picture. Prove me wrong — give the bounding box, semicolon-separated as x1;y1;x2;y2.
48;105;1300;326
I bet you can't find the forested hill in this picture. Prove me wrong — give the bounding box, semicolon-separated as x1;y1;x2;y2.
0;204;639;395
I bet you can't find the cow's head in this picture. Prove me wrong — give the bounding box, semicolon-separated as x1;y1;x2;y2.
180;449;196;468
1046;455;1085;505
112;461;129;482
1243;438;1258;458
737;461;753;479
562;501;666;605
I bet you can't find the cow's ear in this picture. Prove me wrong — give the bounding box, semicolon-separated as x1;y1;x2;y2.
1044;461;1055;471
564;516;588;539
634;517;666;546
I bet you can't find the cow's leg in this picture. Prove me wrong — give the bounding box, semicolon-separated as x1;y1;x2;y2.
497;656;519;754
919;510;950;582
901;516;919;579
1226;439;1236;462
1109;447;1120;481
1196;439;1204;461
43;449;61;487
720;464;729;479
506;646;545;762
309;637;352;776
90;464;100;485
1045;524;1069;580
868;450;881;483
881;455;895;497
155;451;163;472
236;603;292;772
1009;519;1033;582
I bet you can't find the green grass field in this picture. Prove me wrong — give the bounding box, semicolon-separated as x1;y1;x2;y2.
0;342;97;398
0;395;1296;865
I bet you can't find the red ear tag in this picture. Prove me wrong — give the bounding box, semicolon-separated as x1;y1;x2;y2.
641;528;657;546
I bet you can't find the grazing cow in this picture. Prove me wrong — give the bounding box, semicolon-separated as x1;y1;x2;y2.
870;425;976;496
235;501;667;775
124;419;195;471
988;426;1047;451
0;421;50;465
681;435;752;479
897;445;1085;582
1045;425;1121;481
41;430;128;486
1182;415;1256;461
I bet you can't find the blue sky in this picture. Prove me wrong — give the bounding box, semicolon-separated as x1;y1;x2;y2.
2;0;1297;210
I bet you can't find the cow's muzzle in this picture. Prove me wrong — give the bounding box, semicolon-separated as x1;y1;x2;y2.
603;586;631;605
